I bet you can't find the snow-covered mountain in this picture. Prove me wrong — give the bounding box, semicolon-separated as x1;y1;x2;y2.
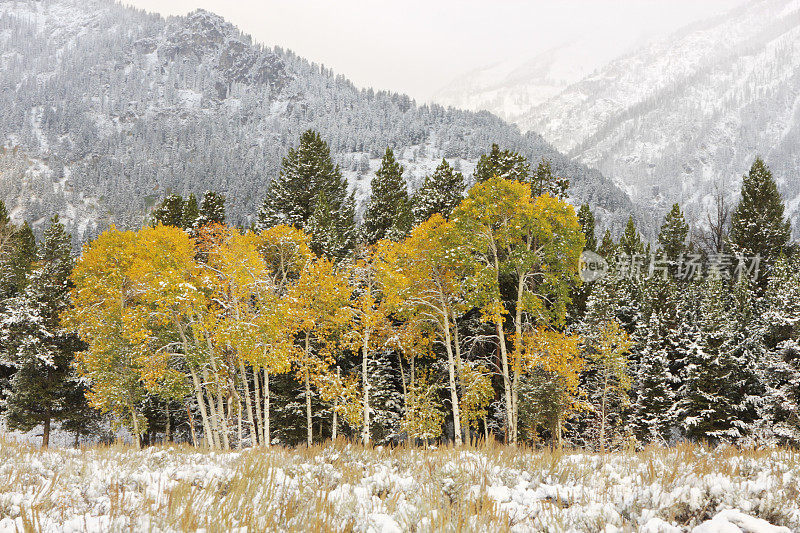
433;35;647;126
0;0;632;246
444;0;800;235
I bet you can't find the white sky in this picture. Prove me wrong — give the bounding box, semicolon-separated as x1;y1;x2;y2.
121;0;745;101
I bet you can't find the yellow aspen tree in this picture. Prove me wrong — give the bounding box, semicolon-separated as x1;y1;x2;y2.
586;320;632;452
254;225;313;446
517;327;584;449
65;228;148;445
377;215;472;446
345;251;392;446
287;256;351;446
132;225;211;447
452;177;584;444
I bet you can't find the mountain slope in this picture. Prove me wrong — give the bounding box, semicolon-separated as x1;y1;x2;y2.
520;0;800;234
0;0;632;246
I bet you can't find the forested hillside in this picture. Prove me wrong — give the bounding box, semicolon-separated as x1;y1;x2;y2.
0;0;632;247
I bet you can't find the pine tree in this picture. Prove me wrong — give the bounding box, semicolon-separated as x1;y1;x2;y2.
729;157;790;261
657;203;688;262
677;274;744;442
196;191;226;228
151;194;185;228
597;229;616;259
362;147;410;245
631;314;674;444
412;158;465;224
530;158;569;199
0;221;36;300
258;130;355;258
473;143;530;183
0;217;88;447
619;216;645;256
577;204;597;252
182;193;200;230
760;256;800;444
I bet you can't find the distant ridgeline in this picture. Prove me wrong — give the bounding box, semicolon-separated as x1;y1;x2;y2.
0;0;632;248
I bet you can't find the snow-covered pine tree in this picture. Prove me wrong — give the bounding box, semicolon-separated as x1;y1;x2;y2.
631;314;674;444
362;350;403;444
0;216;88;448
182;193;200;230
720;274;766;442
362;147;410;245
657;203;689;265
0;221;36;301
597;229;616;259
530;158;569;199
411;158;465;225
473;143;530;183
577;204;597;252
677;273;743;442
729;157;790;262
619;216;645;256
257;130;355;258
195;190;226;228
151;194;185;227
759;256;800;444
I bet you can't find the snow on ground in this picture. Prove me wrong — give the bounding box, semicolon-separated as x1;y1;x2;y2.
0;440;797;532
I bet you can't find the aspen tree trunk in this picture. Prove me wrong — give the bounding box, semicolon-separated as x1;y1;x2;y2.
362;330;371;446
332;366;340;441
263;368;271;447
253;366;264;446
165;404;171;444
451;312;466;445
178;322;214;448
186;404;198;448
217;387;230;450
236;395;243;450
600;369;608;453
238;360;258;445
202;368;221;448
492;247;515;445
397;351;408;409
511;277;525;445
442;308;463;446
130;406;141;449
305;332;313;447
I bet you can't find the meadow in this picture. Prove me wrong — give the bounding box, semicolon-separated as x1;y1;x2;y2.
0;439;798;532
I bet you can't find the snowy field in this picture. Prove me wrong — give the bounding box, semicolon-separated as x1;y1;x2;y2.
0;440;798;533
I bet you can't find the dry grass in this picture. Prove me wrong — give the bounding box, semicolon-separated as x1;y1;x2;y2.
1;438;798;532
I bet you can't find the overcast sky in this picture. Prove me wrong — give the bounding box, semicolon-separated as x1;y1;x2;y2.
121;0;745;101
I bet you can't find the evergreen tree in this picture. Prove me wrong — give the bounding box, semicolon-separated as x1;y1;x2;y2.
258;130;355;258
412;158;465;224
151;194;185;228
307;190;357;260
677;274;744;442
631;314;675;444
597;229;616;259
530;158;569;199
619;216;645;256
196;190;226;227
657;203;689;262
182;193;200;230
473;143;530;183
0;217;88;447
362;147;410;245
0;222;36;300
759;256;800;444
577;204;597;252
729;157;790;261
